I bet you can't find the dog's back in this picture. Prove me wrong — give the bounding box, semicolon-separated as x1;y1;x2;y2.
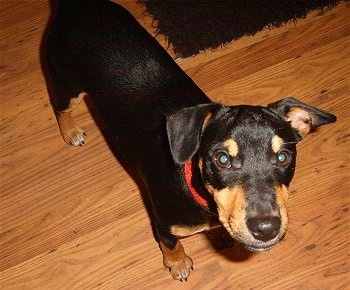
46;0;209;116
45;0;211;173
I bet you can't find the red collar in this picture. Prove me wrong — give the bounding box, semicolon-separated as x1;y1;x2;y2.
184;160;209;207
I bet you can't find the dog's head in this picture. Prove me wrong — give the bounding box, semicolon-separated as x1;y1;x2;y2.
167;97;336;251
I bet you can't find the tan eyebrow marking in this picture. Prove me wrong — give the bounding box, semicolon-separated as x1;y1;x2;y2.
271;135;283;153
224;139;239;157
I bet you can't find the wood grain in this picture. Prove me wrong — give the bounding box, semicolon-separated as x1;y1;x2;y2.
1;1;349;289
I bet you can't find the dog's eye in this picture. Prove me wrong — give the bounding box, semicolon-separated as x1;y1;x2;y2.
277;150;292;167
214;151;231;169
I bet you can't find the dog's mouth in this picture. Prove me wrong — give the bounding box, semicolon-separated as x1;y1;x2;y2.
243;244;275;252
241;232;286;252
225;229;282;253
223;222;285;253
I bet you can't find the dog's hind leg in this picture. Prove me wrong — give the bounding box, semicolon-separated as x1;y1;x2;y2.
54;92;87;147
48;74;86;146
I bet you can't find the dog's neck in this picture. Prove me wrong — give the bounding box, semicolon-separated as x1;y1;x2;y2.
184;160;209;207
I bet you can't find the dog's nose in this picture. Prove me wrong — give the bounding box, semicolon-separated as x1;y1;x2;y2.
247;216;281;242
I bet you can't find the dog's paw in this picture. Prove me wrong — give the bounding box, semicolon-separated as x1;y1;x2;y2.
160;240;193;281
167;255;193;282
62;125;86;147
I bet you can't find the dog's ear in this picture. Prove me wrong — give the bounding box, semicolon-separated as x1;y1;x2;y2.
268;97;336;138
166;104;219;165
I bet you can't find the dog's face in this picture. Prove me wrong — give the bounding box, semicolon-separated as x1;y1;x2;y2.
167;98;336;251
198;106;296;251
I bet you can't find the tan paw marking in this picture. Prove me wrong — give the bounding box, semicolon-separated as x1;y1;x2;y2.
167;255;193;281
62;123;86;147
160;240;194;281
56;111;86;147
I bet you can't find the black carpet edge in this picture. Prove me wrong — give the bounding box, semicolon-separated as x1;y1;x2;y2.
138;0;342;58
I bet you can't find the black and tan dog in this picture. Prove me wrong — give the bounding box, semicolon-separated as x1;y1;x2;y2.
45;0;336;281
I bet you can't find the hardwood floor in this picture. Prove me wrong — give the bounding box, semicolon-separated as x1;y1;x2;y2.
1;1;349;289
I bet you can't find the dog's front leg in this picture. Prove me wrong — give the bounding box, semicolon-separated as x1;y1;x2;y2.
156;226;193;281
159;240;193;281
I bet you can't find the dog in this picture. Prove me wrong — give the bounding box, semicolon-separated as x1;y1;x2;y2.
45;0;336;281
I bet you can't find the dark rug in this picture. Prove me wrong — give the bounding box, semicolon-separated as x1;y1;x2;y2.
139;0;342;57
